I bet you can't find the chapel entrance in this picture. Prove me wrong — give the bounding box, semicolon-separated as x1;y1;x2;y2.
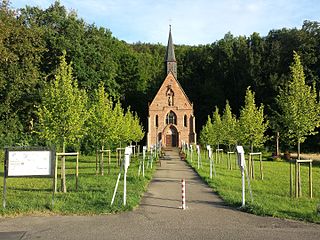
165;125;178;147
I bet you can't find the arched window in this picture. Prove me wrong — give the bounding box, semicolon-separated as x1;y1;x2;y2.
155;115;158;127
184;114;187;127
189;115;194;131
166;111;177;125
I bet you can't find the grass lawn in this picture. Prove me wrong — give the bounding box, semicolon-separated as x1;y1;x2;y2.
0;151;156;216
186;151;320;223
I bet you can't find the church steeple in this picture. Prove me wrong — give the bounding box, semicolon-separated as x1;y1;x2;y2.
165;25;177;79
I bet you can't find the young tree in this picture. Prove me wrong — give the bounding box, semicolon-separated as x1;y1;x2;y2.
239;87;268;152
130;112;145;144
37;51;88;192
88;82;114;150
277;51;320;159
208;107;223;149
200;115;213;146
221;101;238;151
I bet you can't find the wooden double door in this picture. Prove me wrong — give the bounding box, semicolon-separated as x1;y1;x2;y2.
165;126;178;147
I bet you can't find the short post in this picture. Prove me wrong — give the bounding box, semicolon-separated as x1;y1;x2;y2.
101;146;104;176
207;145;212;178
54;155;58;192
216;149;223;164
76;152;79;191
143;146;146;177
123;167;127;206
111;146;132;206
259;153;263;180
294;159;313;198
295;160;298;198
248;152;262;180
181;179;186;210
309;161;312;198
227;152;235;170
290;160;293;197
236;146;245;208
3;170;6;208
241;163;245;207
108;150;111;175
196;145;200;169
56;152;79;192
95;150;99;175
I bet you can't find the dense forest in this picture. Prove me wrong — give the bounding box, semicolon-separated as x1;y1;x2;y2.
1;1;320;152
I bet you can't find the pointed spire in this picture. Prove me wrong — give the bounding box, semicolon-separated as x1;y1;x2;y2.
165;25;176;62
165;25;177;79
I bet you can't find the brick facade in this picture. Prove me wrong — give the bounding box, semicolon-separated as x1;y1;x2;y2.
147;72;196;148
147;28;196;148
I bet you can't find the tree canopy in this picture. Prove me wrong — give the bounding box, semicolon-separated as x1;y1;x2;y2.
276;51;320;158
2;1;320;152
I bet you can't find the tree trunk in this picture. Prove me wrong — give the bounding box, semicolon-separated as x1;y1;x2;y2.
297;138;301;160
250;143;253;153
276;131;280;156
61;141;67;193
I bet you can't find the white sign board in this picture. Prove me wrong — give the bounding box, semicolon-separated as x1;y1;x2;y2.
125;146;132;156
7;150;53;177
236;146;245;167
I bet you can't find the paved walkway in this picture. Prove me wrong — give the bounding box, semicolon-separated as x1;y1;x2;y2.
1;148;320;240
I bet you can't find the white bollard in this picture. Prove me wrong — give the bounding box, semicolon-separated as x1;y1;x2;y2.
181;179;186;210
123;168;127;206
197;145;200;169
236;146;245;208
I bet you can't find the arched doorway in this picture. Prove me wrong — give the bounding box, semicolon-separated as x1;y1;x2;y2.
165;125;178;147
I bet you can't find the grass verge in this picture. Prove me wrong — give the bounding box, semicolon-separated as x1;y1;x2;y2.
0;152;156;216
186;151;320;223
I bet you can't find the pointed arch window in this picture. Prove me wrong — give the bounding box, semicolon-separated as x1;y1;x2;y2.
166;111;177;125
155;115;159;127
184;114;188;127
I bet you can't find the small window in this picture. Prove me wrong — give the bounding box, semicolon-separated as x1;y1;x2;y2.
184;115;187;127
166;111;177;125
189;115;194;131
155;115;158;127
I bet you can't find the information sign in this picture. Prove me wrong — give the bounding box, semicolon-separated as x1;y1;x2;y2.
6;150;54;177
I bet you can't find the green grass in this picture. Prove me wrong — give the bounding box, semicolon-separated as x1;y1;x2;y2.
0;152;156;216
187;151;320;223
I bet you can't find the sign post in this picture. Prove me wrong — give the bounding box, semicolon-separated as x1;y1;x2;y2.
142;146;146;177
236;146;245;207
123;146;132;206
3;147;55;209
111;146;132;206
207;145;215;178
196;145;201;169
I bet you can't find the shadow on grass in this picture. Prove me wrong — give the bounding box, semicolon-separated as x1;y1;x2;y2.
8;187;53;192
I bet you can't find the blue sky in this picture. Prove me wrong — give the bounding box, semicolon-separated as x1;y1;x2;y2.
11;0;320;45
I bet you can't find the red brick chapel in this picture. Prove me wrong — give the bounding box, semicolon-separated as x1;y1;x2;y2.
147;27;196;148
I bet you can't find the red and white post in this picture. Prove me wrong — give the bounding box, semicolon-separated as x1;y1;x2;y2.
181;179;186;210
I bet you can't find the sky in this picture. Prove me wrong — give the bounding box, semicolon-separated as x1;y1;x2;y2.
11;0;320;45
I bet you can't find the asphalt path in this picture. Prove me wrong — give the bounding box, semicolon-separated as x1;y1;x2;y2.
0;148;320;240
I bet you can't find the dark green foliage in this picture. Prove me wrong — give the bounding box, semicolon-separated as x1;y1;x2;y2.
2;1;320;152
